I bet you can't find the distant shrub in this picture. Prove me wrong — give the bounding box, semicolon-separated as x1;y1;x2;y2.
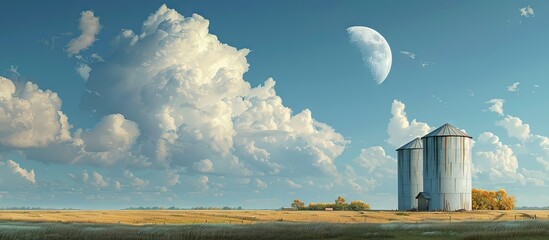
293;197;370;211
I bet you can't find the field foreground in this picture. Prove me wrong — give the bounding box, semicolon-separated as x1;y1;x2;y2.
1;220;549;240
1;210;549;225
1;210;549;240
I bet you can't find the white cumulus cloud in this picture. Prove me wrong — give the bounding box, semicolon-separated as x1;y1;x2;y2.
66;10;101;56
496;115;531;141
17;111;143;167
80;4;347;177
0;76;71;148
81;114;140;152
475;132;524;184
387;99;431;148
354;146;396;177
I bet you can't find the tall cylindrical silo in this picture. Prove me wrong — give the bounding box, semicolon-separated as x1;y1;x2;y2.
397;137;423;211
422;123;472;211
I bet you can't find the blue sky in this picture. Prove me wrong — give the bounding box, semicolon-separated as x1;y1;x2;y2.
0;1;548;209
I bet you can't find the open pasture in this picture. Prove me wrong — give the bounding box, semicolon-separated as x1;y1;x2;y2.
1;210;549;225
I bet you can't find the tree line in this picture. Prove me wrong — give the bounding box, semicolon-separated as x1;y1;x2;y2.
291;196;370;211
123;206;243;210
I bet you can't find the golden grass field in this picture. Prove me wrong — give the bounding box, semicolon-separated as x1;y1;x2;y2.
1;209;548;225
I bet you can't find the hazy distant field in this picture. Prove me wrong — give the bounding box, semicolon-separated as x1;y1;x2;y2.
1;209;549;225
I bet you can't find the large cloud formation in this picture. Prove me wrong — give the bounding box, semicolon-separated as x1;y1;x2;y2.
80;5;347;177
481;98;549;187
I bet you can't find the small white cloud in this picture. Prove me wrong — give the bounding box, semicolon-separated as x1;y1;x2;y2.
398;51;436;68
90;53;104;62
420;61;435;68
76;64;91;81
486;99;505;116
534;84;539;88
66;10;101;56
75;55;86;61
286;179;302;189
399;51;416;59
123;170;148;188
507;82;520;92
520;6;535;17
255;178;267;190
91;171;109;188
195;176;209;192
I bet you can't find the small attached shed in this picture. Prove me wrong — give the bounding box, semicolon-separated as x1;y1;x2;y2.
416;192;431;211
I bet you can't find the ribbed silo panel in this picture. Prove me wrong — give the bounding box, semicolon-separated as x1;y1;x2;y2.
422;128;472;211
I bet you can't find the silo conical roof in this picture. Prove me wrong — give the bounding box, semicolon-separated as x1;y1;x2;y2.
396;137;423;151
422;123;472;138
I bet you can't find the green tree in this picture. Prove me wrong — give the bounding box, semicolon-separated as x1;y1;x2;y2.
335;196;346;205
291;199;305;209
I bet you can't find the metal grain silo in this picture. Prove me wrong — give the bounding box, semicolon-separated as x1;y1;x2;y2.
422;123;472;211
396;137;423;210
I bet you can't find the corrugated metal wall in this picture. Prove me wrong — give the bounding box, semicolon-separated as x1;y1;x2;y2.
397;147;423;210
422;136;472;211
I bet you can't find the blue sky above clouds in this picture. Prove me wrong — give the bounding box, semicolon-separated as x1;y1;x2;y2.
0;1;548;209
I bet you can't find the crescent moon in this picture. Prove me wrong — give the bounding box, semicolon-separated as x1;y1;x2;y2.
347;26;392;84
